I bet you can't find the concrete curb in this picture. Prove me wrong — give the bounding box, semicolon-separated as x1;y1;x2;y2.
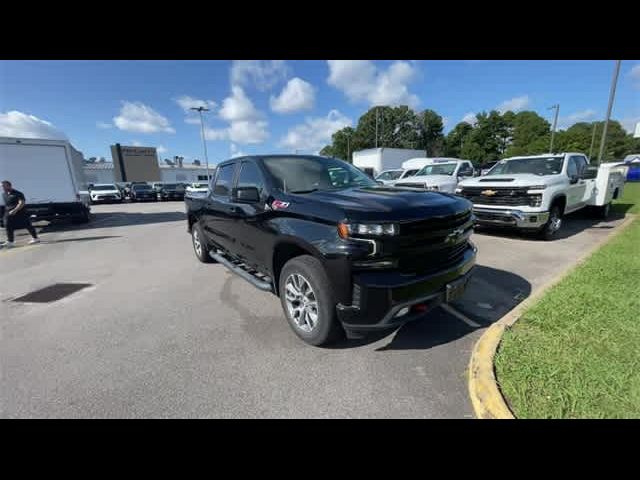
468;213;637;419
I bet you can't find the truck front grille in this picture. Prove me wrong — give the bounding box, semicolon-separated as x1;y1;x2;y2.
459;187;540;207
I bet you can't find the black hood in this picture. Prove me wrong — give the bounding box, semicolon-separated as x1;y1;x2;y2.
284;186;471;223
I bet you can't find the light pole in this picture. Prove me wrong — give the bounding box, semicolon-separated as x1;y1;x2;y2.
589;123;598;160
190;106;211;181
548;104;560;153
375;107;379;148
597;60;622;164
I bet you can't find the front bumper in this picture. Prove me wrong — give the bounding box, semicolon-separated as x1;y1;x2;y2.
336;243;476;332
473;207;549;229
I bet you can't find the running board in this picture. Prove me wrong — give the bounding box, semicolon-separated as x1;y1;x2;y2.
209;250;273;292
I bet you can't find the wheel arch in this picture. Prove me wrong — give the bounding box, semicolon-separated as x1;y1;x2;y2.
272;239;323;296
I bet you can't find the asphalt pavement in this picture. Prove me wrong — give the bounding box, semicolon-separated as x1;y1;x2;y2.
0;201;626;418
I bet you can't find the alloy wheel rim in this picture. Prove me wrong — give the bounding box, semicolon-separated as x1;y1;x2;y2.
193;230;202;256
550;211;561;232
284;274;318;333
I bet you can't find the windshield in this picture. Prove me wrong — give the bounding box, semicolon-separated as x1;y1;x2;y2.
488;157;564;176
376;170;403;181
92;184;117;191
133;185;152;191
263;156;377;193
416;163;457;176
163;184;181;189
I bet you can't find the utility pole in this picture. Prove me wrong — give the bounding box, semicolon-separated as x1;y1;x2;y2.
597;60;622;164
375;107;379;148
190;106;211;181
548;104;560;153
589;123;598;160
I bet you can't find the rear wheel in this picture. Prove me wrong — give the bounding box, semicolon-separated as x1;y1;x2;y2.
192;222;214;263
594;202;611;219
538;204;562;241
71;206;91;224
279;255;343;346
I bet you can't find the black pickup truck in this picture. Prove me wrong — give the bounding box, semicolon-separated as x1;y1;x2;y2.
185;155;476;346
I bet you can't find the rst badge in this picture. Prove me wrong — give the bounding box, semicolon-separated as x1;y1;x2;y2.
271;200;290;210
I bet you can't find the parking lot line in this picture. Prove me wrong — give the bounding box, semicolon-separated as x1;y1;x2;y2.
440;304;481;328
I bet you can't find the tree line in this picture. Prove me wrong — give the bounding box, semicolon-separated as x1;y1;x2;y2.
320;106;640;165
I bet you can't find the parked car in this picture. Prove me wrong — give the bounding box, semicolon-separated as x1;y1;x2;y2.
185;154;476;346
456;152;627;240
375;168;420;185
352;148;426;178
88;183;123;204
185;182;209;196
394;159;475;193
129;183;157;202
115;182;132;199
157;183;186;201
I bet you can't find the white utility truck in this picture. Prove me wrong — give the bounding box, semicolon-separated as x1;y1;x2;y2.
0;137;91;224
352;148;426;178
456;153;627;240
375;168;421;185
394;158;475;192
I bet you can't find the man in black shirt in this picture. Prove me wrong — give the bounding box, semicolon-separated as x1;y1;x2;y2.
1;180;40;248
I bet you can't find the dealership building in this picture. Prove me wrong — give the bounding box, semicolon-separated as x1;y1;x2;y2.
84;144;212;184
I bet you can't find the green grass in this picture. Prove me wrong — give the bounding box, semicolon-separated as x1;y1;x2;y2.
495;182;640;418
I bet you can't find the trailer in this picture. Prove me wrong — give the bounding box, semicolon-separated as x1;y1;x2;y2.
0;137;91;224
352;148;426;177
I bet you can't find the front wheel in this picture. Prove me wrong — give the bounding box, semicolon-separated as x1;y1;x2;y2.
279;255;343;346
538;205;562;241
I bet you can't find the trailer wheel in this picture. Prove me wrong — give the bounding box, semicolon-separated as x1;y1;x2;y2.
71;207;91;224
279;255;343;346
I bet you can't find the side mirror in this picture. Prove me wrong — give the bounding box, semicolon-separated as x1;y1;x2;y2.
376;180;384;185
581;167;598;180
233;186;260;203
458;170;473;178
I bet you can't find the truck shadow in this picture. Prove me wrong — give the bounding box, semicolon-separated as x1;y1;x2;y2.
38;211;186;233
330;265;531;351
474;207;628;241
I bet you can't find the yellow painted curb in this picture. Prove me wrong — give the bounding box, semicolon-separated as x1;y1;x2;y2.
468;213;637;419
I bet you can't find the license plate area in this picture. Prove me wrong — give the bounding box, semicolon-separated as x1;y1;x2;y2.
446;276;469;303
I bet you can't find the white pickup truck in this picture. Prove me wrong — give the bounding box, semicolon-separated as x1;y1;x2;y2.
456;152;627;240
394;158;475;193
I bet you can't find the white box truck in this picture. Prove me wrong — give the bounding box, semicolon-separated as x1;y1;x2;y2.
352;148;426;178
0;137;91;224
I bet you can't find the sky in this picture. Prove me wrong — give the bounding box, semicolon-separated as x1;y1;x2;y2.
1;60;639;164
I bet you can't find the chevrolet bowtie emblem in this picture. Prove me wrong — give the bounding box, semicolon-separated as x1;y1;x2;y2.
481;189;497;196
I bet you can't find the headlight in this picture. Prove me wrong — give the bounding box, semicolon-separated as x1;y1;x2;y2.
526;185;547;191
425;185;439;191
455;187;463;194
338;223;399;238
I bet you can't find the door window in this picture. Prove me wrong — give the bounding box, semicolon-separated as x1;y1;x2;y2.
212;163;236;196
236;162;265;196
567;157;579;178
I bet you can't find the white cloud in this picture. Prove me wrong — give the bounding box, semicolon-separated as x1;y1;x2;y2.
219;86;262;122
230;60;289;91
442;117;450;128
174;95;216;112
230;143;246;158
185;117;202;125
96;121;112;129
157;145;168;154
327;60;420;108
131;140;142;147
0;111;68;140
497;95;530;113
205;86;269;144
113;101;175;134
279;110;352;153
629;64;640;87
270;77;316;114
621;116;640;134
462;112;477;125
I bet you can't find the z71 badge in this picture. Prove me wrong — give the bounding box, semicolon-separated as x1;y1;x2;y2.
271;200;290;210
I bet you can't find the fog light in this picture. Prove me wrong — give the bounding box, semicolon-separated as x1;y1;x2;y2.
394;307;410;318
530;216;537;223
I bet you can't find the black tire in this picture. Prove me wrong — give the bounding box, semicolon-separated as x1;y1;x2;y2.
191;222;214;263
538;204;562;241
594;202;611;219
71;207;90;224
278;255;343;346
